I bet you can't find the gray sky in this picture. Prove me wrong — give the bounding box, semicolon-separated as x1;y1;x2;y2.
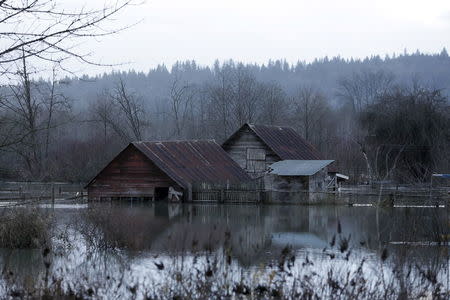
71;0;450;75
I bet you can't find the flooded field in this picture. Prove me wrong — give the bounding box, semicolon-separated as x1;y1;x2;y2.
0;202;449;299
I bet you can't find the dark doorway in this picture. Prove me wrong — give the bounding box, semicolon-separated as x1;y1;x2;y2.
154;187;169;201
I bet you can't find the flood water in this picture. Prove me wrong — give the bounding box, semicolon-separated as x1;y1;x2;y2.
1;203;449;298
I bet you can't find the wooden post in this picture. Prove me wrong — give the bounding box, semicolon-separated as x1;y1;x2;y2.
429;175;433;203
19;186;24;201
395;184;398;202
187;183;192;202
51;184;55;207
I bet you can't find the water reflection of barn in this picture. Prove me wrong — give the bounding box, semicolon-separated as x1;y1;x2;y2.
86;141;250;201
148;204;310;265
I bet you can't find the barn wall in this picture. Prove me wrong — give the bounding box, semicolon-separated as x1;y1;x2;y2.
223;126;280;178
87;145;178;201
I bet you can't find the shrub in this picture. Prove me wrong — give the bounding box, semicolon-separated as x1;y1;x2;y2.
0;208;53;248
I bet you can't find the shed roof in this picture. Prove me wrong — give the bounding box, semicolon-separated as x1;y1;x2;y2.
268;160;334;176
223;123;323;160
131;140;251;189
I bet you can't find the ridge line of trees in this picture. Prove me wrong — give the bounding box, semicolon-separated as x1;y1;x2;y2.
1;51;449;183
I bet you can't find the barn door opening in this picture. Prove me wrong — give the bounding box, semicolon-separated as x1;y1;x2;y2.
154;187;169;201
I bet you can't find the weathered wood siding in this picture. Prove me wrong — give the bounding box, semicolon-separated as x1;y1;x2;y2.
262;168;330;203
263;174;308;192
223;126;280;178
88;145;178;201
308;168;328;192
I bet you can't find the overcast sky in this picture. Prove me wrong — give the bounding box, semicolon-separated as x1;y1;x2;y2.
70;0;450;75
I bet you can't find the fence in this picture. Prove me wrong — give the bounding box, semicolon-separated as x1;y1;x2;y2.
0;181;86;205
339;183;449;206
192;180;449;205
191;180;264;203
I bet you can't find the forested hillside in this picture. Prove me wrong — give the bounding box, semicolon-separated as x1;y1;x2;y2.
1;50;449;183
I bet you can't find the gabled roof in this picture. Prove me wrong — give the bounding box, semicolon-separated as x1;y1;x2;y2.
268;160;334;176
223;123;323;160
87;140;251;189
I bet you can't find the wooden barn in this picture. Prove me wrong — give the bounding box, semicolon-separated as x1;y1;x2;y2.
222;123;325;178
86;140;251;201
222;123;343;199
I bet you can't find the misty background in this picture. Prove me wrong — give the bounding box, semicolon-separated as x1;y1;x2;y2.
0;1;449;185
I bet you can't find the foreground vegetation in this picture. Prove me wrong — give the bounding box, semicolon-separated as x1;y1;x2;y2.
0;205;448;299
0;208;53;249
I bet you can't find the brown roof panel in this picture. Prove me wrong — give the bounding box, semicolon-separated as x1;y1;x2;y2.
245;124;342;172
133;140;251;189
240;123;323;160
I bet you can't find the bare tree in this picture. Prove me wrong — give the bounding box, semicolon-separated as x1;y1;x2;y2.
9;57;41;172
169;74;196;138
292;86;329;142
112;79;147;141
0;54;73;178
91;94;115;147
92;79;148;143
38;67;71;159
206;66;267;139
0;0;136;156
0;54;41;176
0;0;136;72
230;67;262;125
259;82;287;125
336;70;395;181
337;70;395;113
206;67;234;140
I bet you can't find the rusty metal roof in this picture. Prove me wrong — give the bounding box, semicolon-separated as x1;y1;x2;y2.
224;123;323;160
133;140;251;189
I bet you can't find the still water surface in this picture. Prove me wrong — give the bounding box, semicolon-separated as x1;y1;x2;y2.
1;203;449;298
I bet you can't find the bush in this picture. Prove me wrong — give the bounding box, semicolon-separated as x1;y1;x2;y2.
0;208;53;248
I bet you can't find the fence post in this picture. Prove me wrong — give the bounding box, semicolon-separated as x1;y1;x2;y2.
51;184;55;207
395;184;398;202
188;183;192;202
19;186;24;201
429;175;433;203
220;188;225;203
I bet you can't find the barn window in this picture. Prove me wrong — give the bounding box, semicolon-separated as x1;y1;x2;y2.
246;148;266;172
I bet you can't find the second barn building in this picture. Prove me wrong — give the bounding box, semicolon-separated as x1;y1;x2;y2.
222;123;337;197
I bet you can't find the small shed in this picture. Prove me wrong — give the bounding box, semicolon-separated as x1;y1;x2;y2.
222;123;324;178
266;160;335;192
264;160;334;203
86;140;251;201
